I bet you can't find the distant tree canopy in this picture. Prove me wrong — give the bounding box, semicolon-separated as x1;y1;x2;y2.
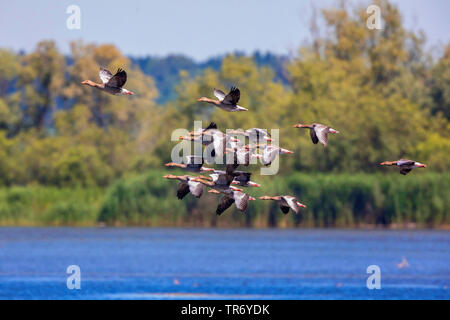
131;51;288;104
0;0;448;187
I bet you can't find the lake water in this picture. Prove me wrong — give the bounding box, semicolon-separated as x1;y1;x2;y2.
0;228;448;300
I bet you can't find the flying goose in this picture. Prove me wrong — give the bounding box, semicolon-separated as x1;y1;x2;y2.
81;68;134;96
192;172;242;193
210;170;260;187
380;159;427;175
198;87;248;112
163;174;206;199
258;196;307;214
228;128;273;142
252;144;293;166
230;171;260;187
293;123;339;147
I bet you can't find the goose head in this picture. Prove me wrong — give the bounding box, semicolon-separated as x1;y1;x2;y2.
296;202;307;208
280;148;294;155
121;88;134;95
414;162;427;168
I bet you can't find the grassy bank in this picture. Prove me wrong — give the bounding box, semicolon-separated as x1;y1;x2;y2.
0;186;104;226
0;171;448;228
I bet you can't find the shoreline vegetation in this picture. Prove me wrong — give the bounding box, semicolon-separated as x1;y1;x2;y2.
0;171;448;228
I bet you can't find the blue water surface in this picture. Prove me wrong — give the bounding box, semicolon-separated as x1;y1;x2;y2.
0;228;448;299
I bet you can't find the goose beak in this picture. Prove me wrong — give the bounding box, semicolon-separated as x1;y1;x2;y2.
420;164;427;168
281;148;294;154
329;129;339;134
163;175;170;178
249;197;256;201
249;182;261;187
126;91;134;95
179;136;184;140
265;137;273;142
297;202;307;208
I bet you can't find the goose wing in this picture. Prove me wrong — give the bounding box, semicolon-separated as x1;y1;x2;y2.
262;146;278;165
400;168;412;175
177;181;190;200
214;172;234;186
281;196;299;214
212;132;227;157
235;148;249;165
213;89;226;101
248;128;270;138
309;128;319;144
314;125;329;147
233;171;251;183
222;87;240;105
216;194;235;215
226;163;239;175
204;122;217;131
99;68;113;84
107;68;127;88
314;124;329;147
279;204;290;214
188;180;203;198
233;191;250;212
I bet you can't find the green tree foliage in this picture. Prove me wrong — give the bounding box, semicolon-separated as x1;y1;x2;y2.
19;41;66;130
430;44;450;119
0;41;162;186
285;0;446;172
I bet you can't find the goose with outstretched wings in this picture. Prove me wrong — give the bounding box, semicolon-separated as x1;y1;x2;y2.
81;67;134;96
380;159;427;175
198;87;248;112
294;123;339;147
259;195;307;214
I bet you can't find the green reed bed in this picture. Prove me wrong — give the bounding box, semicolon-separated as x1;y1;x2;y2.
0;171;448;227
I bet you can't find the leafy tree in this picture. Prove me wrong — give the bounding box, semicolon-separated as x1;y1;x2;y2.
430;44;450;119
19;41;65;131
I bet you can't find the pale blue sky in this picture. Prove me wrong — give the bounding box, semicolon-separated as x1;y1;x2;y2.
0;0;449;60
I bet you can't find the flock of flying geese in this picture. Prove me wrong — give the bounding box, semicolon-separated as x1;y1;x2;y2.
81;68;428;216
